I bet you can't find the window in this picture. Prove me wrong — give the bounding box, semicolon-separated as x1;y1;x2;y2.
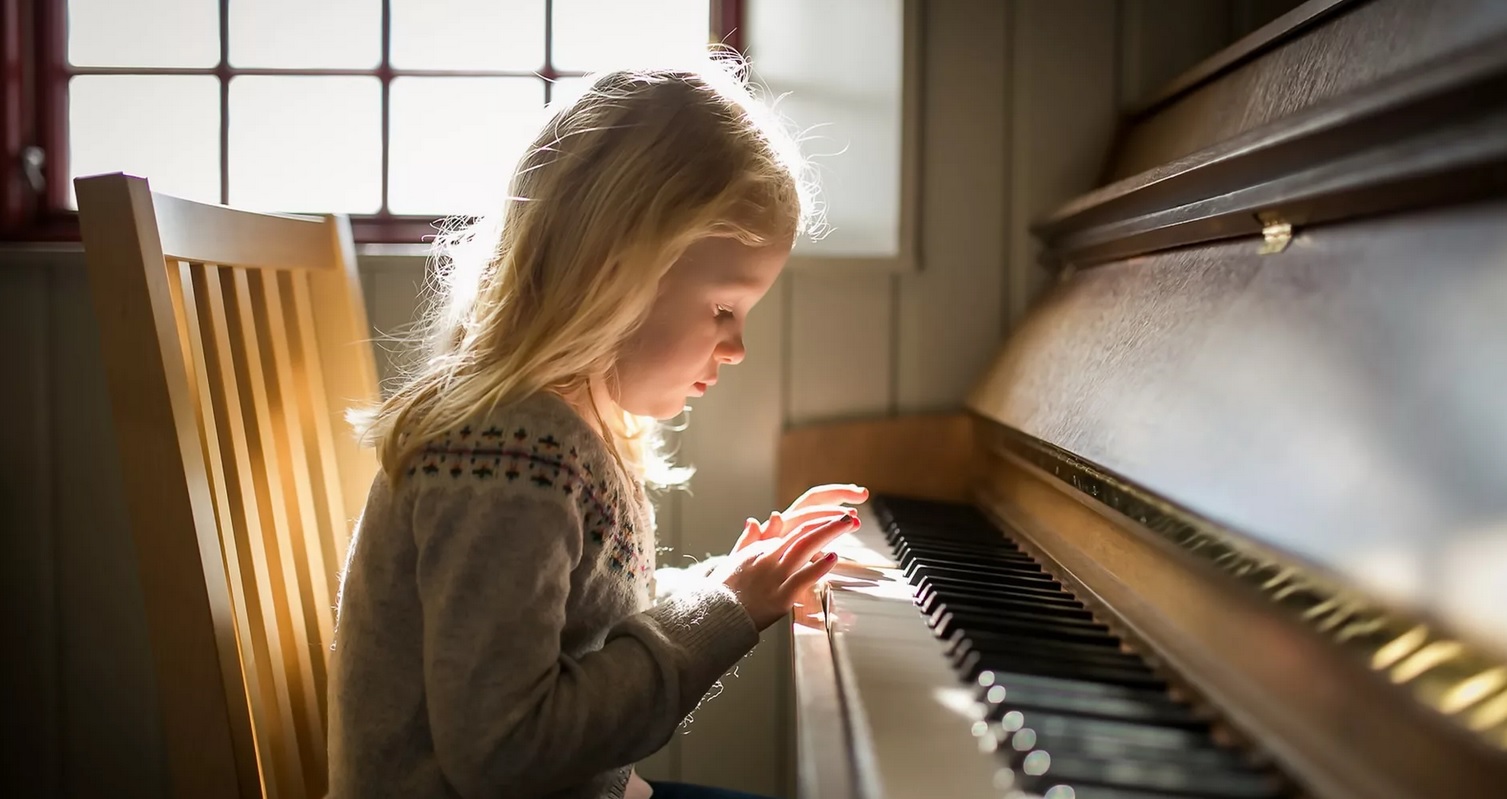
1;0;742;243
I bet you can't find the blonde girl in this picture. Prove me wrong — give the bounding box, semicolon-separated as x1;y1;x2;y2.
327;56;867;799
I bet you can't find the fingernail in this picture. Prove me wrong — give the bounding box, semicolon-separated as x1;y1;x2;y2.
825;552;838;562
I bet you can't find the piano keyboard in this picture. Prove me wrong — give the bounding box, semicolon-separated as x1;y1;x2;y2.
870;494;1294;799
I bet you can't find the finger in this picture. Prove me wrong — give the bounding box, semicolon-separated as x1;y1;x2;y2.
789;484;870;512
770;505;852;537
781;551;839;598
733;517;759;552
763;510;786;542
777;511;857;567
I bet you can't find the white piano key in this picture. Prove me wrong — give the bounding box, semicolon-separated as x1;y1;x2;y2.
802;503;1005;799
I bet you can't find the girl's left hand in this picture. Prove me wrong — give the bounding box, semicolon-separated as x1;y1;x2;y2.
732;483;869;553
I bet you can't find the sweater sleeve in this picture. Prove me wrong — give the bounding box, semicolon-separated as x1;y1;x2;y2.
412;482;759;798
652;555;729;601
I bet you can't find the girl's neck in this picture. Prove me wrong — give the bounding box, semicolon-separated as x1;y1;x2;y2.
554;377;617;442
552;378;648;497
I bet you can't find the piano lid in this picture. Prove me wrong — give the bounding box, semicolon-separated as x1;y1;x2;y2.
968;0;1507;682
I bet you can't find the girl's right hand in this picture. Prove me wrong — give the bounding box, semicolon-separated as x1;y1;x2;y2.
711;509;859;630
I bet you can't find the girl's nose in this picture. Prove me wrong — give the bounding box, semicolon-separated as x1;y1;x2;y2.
716;334;746;365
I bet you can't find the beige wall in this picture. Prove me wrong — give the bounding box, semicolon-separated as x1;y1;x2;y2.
0;1;1290;795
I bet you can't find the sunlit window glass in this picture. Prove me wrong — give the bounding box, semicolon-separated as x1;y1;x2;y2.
230;0;381;69
229;77;383;213
68;0;219;68
552;0;711;71
68;75;221;208
388;77;545;215
390;0;546;70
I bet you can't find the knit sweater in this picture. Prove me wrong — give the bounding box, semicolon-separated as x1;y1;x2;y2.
327;392;759;799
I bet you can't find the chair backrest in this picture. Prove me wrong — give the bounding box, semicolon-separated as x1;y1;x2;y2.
75;173;380;799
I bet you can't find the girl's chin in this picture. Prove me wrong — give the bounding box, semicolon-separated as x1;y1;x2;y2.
619;395;692;421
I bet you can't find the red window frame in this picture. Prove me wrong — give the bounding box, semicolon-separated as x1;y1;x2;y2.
1;0;743;244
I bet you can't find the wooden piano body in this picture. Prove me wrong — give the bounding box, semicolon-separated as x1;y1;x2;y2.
784;0;1507;796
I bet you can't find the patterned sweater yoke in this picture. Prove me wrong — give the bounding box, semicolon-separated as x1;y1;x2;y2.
327;392;759;799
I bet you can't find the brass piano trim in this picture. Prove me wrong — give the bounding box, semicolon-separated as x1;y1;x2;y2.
973;422;1507;798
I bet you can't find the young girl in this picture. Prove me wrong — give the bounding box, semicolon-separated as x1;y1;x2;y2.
327;57;866;799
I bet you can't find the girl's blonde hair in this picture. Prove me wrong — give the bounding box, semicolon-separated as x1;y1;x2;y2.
356;54;817;487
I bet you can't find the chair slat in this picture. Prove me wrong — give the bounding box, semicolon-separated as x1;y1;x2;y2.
283;269;350;626
256;269;339;657
235;267;330;797
194;264;302;799
304;219;380;530
291;271;369;581
175;261;274;797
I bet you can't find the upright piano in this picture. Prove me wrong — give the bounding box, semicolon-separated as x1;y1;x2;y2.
783;0;1507;797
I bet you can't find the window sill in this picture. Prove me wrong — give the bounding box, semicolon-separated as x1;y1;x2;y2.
1;240;916;275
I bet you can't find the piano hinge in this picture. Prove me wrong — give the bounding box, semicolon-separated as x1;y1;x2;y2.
1257;212;1293;254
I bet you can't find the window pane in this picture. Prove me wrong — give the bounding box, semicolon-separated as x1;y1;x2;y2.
229;0;379;68
391;0;545;70
68;0;218;67
551;0;710;72
548;76;591;109
68;76;220;208
229;77;381;213
388;77;545;215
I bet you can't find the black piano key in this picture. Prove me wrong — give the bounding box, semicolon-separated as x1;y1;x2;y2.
957;650;1169;691
917;572;1070;592
892;529;1026;545
928;602;1104;633
918;584;1087;614
961;643;1154;679
873;495;1292;799
905;558;1051;581
976;670;1172;703
949;631;1148;668
1026;785;1202;799
920;591;1096;620
923;577;1067;602
943;618;1119;646
938;614;1120;649
976;679;1201;727
928;606;1109;636
985;688;1202;730
899;543;1035;562
932;602;1106;630
1002;728;1253;772
898;540;1035;559
909;563;1061;588
1016;752;1286;799
992;707;1213;749
919;575;1077;604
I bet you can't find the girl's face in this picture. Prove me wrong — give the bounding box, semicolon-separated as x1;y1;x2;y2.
614;235;790;419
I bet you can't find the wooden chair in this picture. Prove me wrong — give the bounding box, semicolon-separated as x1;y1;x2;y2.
75;173;381;799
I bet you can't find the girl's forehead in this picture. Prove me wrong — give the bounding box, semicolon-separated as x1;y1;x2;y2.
670;236;790;290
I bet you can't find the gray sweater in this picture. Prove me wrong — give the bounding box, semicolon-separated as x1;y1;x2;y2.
327;393;759;798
